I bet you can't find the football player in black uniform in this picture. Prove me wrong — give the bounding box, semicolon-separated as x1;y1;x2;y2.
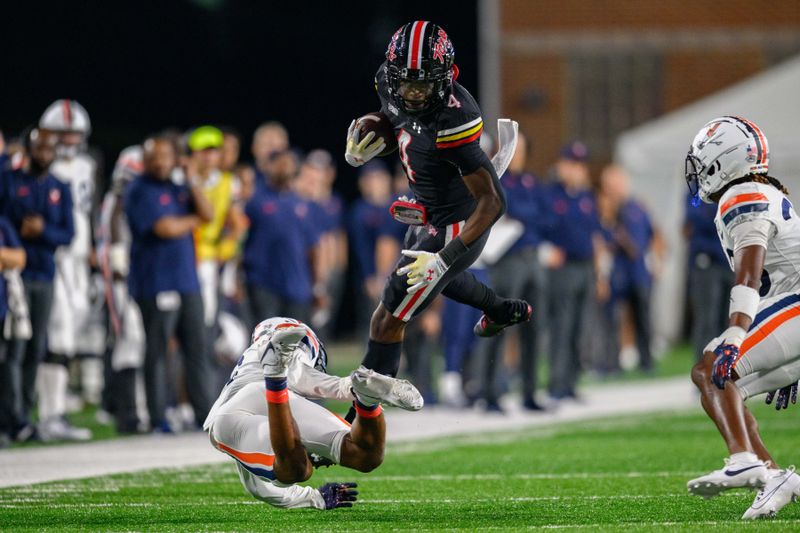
344;21;532;392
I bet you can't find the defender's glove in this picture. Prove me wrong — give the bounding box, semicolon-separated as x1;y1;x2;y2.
397;250;448;294
708;326;746;390
344;120;385;167
318;482;358;509
260;326;307;378
766;381;798;410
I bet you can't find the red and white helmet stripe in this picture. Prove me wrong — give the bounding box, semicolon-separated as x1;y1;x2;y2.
407;20;429;70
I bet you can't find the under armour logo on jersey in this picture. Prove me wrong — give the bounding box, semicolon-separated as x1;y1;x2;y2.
426;269;434;282
411;122;422;134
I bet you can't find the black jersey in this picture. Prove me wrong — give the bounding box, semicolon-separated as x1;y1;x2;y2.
375;63;492;226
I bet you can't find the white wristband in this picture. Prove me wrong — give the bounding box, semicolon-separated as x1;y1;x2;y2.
729;284;760;321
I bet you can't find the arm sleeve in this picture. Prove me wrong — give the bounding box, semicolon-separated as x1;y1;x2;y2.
238;467;326;509
40;183;75;246
728;216;776;254
287;362;354;402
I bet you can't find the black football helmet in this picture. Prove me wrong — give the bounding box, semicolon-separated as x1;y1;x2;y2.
385;21;456;114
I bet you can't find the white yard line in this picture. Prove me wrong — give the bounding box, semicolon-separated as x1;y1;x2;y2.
0;376;696;488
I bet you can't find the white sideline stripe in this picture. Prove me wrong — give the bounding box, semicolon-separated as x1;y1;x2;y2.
365;471;698;481
360;493;743;504
0;377;697;488
0;493;748;510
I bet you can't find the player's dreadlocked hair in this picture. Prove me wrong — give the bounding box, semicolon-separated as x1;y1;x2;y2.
751;174;790;196
713;174;790;202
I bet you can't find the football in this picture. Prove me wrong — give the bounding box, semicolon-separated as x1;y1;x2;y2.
356;111;398;156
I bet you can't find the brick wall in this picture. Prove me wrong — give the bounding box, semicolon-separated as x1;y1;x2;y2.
497;0;800;174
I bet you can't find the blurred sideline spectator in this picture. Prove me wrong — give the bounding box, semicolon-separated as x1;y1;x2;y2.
598;165;660;373
243;149;320;327
683;190;734;361
1;129;73;441
187;126;247;329
0;130;27;446
296;150;348;337
477;131;547;411
348;161;405;338
125;135;214;432
541;141;600;401
97;145;145;433
38;99;99;442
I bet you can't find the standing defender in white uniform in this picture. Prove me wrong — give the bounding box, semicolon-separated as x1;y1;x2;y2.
685;116;800;519
204;317;423;509
36;99;98;441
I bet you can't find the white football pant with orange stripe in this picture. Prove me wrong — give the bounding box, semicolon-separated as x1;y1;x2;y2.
733;291;800;400
208;380;350;509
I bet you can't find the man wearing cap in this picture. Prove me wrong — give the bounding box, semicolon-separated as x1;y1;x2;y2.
187;126;246;331
125;134;215;432
477;131;550;411
541;141;602;401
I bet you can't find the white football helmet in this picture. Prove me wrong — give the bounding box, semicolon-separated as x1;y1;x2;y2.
685;116;769;204
111;145;144;185
251;317;328;373
39;99;92;158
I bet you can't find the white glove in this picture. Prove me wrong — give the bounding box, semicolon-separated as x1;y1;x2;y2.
260;326;307;378
344;120;386;167
396;250;449;294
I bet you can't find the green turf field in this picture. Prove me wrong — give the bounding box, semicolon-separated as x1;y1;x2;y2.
2;402;799;531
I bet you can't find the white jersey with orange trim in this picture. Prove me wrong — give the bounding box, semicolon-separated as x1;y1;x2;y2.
711;180;800;391
203;340;353;432
714;181;800;299
50;154;96;258
203;338;354;509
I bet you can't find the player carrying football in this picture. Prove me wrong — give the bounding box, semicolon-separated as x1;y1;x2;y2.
344;21;531;391
204;317;423;509
685;116;800;519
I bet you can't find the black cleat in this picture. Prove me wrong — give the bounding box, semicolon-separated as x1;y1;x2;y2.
473;301;532;338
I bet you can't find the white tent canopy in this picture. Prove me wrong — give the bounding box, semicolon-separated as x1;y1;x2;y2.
615;54;800;348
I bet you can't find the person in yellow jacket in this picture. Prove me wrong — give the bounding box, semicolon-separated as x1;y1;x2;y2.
187;126;248;328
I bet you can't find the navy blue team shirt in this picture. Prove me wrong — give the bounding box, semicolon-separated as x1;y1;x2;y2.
609;199;654;296
243;188;321;303
500;170;546;256
684;192;728;267
124;173;200;299
0;157;74;282
348;198;406;279
542;182;599;262
0;216;22;320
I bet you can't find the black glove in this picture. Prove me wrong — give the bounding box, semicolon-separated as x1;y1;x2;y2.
765;381;798;410
318;482;358;509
